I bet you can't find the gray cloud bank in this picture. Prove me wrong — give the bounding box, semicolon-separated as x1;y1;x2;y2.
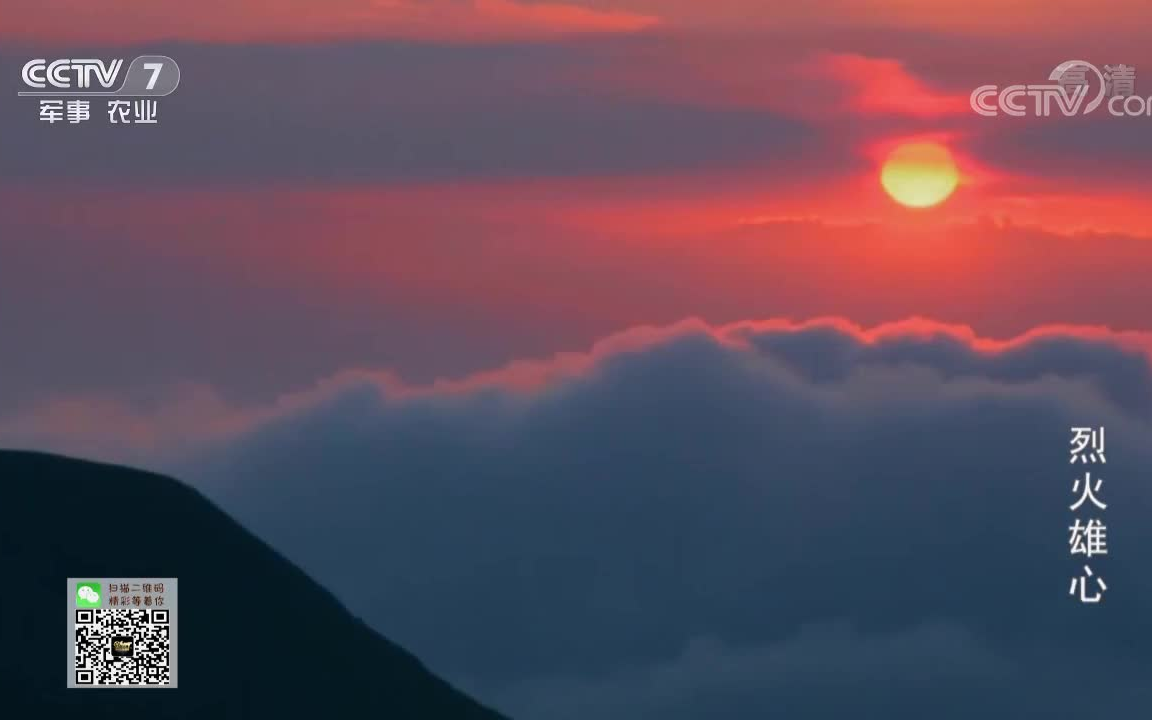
8;318;1152;717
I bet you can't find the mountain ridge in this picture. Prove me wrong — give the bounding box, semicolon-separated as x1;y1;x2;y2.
0;449;510;719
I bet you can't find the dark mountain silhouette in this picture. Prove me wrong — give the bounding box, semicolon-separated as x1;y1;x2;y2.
0;450;510;719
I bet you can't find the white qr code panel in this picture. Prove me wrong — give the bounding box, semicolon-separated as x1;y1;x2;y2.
75;608;171;685
68;577;178;688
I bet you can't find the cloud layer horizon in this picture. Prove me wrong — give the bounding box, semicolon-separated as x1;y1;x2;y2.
5;316;1151;718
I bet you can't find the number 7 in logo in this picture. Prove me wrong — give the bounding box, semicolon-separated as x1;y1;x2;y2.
143;62;163;90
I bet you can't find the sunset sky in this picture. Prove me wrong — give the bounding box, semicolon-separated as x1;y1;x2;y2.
3;1;1152;717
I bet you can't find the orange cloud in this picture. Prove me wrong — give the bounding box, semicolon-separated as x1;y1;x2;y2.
542;0;1152;39
4;0;658;44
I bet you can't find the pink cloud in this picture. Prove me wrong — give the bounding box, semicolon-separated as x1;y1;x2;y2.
4;0;658;44
811;53;970;118
471;0;658;34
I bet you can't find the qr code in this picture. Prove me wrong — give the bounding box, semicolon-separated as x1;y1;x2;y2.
74;608;171;686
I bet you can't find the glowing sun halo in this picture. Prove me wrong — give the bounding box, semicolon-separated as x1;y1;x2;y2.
880;141;959;208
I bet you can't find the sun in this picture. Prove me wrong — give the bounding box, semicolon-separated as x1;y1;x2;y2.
880;141;959;208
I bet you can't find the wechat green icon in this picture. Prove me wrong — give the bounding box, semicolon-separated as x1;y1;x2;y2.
76;582;101;608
